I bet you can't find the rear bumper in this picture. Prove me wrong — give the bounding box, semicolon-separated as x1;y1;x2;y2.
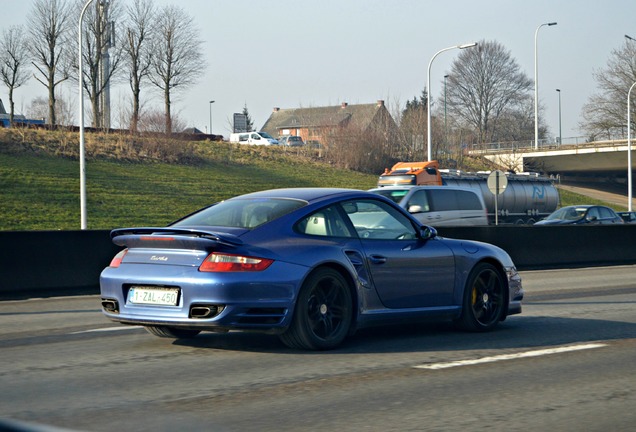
99;261;305;331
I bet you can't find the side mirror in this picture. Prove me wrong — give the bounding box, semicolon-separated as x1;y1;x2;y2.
420;226;437;240
342;202;358;214
408;205;423;214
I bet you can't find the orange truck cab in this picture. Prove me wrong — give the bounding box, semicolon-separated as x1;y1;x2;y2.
377;161;443;186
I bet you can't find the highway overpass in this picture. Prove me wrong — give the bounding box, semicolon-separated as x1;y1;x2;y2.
473;139;635;184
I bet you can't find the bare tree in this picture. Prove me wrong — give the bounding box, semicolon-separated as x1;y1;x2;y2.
397;89;428;160
27;0;73;126
27;94;75;127
581;39;636;140
137;108;186;134
76;0;124;129
122;0;155;132
149;5;205;134
0;25;31;126
26;96;49;122
445;40;534;144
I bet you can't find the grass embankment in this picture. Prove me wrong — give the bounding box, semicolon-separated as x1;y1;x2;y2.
0;128;619;231
0;129;376;230
557;187;626;211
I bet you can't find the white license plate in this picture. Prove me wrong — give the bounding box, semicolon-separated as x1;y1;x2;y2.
128;287;180;306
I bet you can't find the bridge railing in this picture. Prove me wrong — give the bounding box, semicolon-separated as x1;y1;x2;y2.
468;136;631;154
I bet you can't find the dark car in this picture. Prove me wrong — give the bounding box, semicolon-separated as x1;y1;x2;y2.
534;205;624;225
100;188;523;350
279;135;305;147
617;211;636;224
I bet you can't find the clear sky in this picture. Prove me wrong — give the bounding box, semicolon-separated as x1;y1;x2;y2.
1;0;635;141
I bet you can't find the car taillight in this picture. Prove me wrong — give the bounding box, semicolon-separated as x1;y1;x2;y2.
199;252;274;272
109;249;128;268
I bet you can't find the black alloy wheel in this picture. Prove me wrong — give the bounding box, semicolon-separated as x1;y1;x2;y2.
280;268;353;350
456;263;505;332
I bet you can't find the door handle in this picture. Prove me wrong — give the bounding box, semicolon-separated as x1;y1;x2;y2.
369;255;387;264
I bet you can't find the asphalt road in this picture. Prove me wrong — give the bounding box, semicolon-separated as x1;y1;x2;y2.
0;266;635;432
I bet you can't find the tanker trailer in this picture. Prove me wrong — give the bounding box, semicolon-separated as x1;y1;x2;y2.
440;171;559;224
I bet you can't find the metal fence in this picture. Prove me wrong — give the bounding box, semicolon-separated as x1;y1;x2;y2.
468;136;632;154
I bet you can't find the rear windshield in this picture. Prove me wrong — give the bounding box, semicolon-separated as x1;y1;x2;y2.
172;198;306;229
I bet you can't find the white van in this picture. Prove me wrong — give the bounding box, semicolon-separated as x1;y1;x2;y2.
369;186;488;227
229;131;279;145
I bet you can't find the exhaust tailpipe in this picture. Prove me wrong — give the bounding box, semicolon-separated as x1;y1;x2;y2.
190;305;221;319
101;299;119;313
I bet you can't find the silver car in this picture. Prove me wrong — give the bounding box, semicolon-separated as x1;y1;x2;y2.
369;186;489;226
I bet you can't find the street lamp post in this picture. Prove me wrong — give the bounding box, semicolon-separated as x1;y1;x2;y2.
628;82;635;212
209;100;215;135
427;42;477;161
534;22;557;150
626;35;636;211
556;89;562;146
79;0;95;230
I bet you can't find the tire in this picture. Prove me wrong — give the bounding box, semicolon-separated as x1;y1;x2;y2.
145;325;201;339
279;268;353;350
455;263;505;332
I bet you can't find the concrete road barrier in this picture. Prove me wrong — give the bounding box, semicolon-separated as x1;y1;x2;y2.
1;226;635;299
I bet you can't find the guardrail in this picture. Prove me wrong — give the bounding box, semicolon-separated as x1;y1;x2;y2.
1;226;635;299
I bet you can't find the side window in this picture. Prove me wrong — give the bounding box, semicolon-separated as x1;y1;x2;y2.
296;205;353;238
428;189;459;212
456;190;483;210
406;190;430;213
343;199;417;240
238;134;248;142
598;207;613;219
586;207;600;220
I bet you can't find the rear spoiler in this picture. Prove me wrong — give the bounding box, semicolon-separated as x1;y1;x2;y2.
110;227;243;249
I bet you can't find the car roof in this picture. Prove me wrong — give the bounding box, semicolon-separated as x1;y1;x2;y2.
229;188;367;202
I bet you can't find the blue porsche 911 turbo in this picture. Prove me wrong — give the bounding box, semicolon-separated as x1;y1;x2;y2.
100;188;523;350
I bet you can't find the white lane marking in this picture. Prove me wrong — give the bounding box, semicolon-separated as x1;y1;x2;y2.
414;343;608;370
71;326;143;334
